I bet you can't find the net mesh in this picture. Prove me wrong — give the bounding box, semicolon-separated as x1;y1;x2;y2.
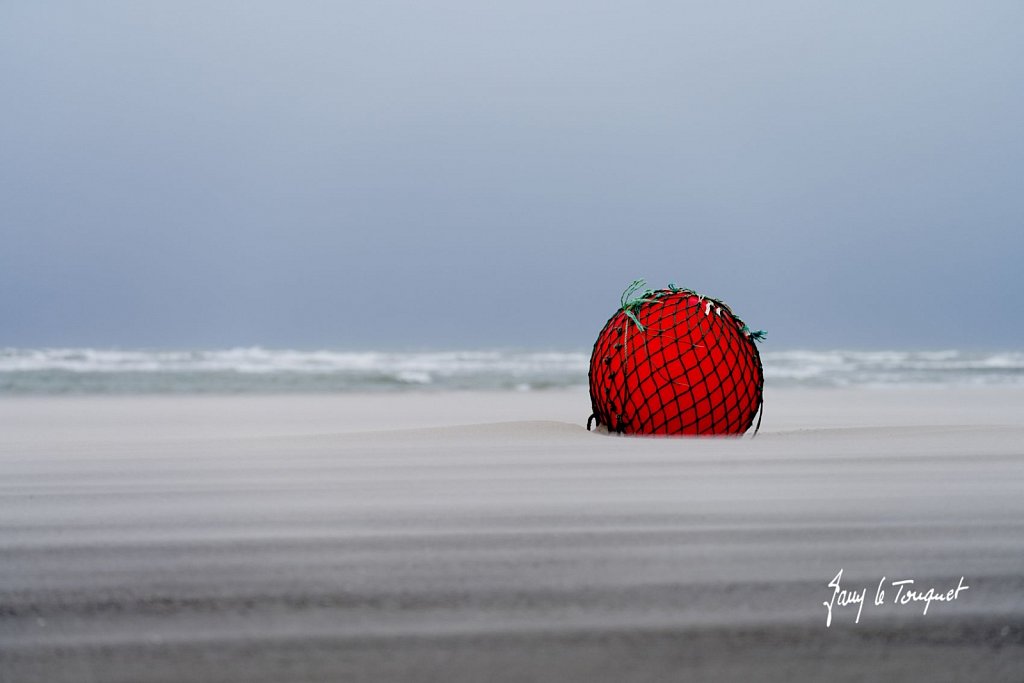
588;283;764;436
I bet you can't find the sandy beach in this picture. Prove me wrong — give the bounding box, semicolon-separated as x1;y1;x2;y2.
1;387;1022;681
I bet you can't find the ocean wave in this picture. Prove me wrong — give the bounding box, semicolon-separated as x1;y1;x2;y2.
762;350;1024;387
0;348;590;393
1;347;1022;394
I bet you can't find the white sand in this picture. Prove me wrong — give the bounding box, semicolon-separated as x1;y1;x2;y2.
1;388;1022;681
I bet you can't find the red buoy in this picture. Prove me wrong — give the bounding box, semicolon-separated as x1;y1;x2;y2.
588;281;764;436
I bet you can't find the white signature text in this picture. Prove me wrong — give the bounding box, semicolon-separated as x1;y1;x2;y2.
823;569;969;627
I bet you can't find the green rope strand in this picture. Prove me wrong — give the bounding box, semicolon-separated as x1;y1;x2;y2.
619;279;767;343
740;325;768;342
619;279;664;333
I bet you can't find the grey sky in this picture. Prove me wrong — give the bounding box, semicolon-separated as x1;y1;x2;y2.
2;1;1022;349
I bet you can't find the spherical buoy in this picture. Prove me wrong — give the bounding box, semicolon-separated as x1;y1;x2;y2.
588;281;765;436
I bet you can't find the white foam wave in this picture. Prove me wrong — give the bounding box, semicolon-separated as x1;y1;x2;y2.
0;347;590;390
1;347;1022;393
761;350;1024;386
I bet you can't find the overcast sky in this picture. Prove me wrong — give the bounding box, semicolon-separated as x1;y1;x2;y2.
2;1;1022;350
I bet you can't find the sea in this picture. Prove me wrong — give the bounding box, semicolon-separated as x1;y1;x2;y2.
1;348;1022;394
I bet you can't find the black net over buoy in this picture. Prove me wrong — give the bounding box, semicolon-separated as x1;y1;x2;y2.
588;281;765;436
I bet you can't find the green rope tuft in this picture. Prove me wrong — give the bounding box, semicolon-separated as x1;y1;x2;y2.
619;279;648;309
621;279;767;344
740;325;767;343
619;279;666;333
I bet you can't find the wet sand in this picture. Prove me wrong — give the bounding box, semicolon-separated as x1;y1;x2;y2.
1;388;1022;681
